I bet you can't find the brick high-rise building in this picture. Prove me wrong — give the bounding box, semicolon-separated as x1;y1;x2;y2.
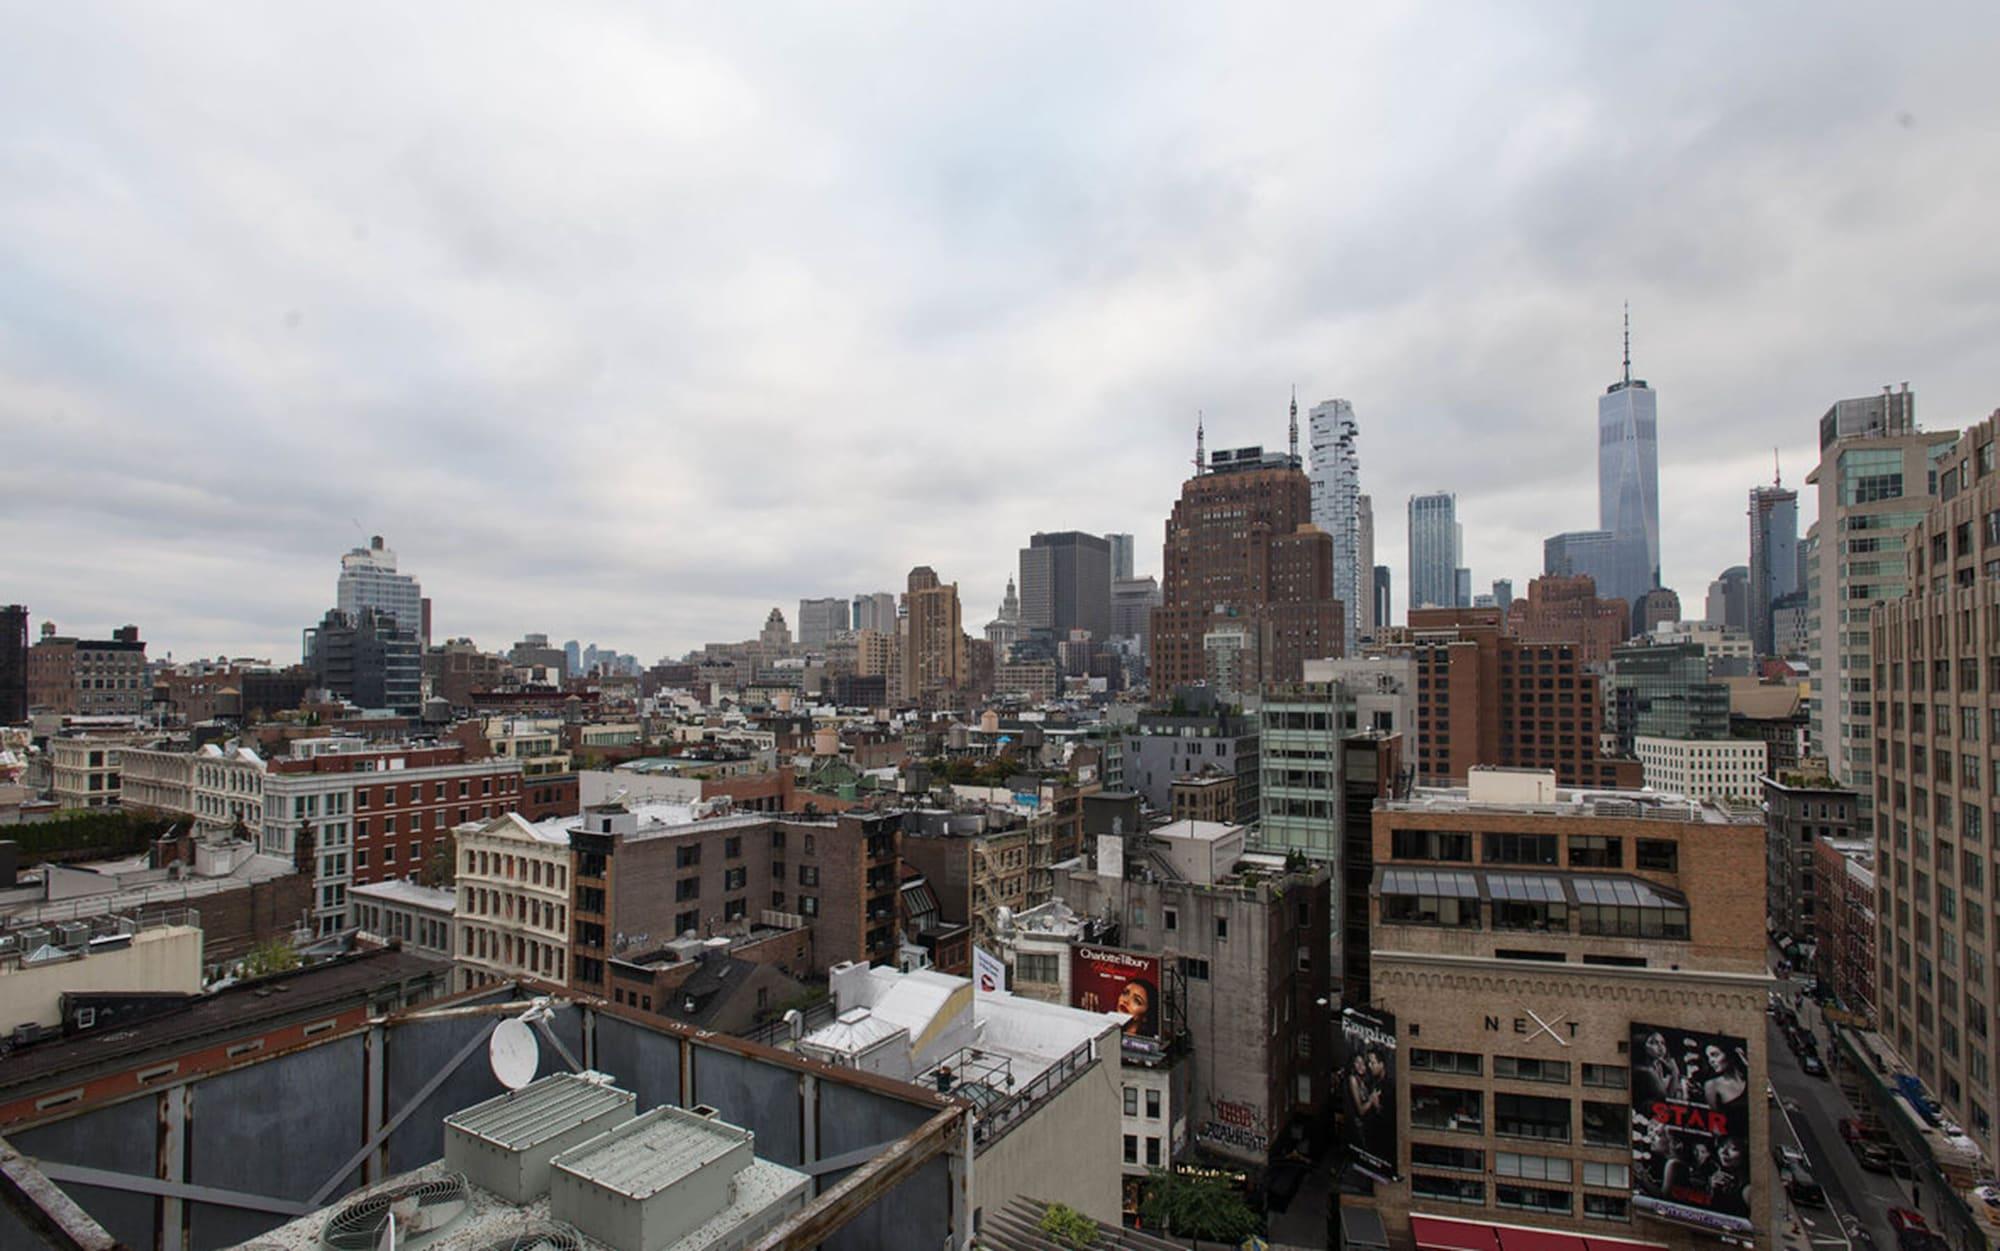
902;566;963;705
0;605;25;724
1358;768;1772;1246
1410;606;1640;788
1506;575;1630;666
1871;407;2000;1158
27;623;148;716
1151;439;1344;691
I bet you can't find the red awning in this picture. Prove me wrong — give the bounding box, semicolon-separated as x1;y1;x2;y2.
1411;1216;1668;1251
1410;1216;1503;1251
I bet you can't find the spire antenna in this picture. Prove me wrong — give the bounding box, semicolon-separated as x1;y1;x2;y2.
1774;447;1782;488
1622;302;1631;386
1289;386;1299;465
1194;411;1206;475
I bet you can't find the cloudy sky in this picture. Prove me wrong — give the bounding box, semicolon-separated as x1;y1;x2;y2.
5;4;1997;663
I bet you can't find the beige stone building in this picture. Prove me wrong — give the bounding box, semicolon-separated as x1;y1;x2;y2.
452;811;573;992
1355;767;1773;1249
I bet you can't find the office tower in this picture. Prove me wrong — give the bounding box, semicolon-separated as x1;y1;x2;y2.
851;592;898;634
1542;529;1621;605
1310;398;1364;648
1597;314;1661;611
1508;575;1629;666
1748;482;1800;657
1807;385;1955;819
1489;579;1512;613
1151;437;1343;691
1373;566;1391;630
1018;531;1112;639
337;536;426;646
1873;409;2000;1164
1105;533;1135;580
0;604;25;723
902;566;964;704
1409;606;1640;788
797;597;851;647
1604;640;1733;766
1110;576;1161;657
1705;565;1751;630
1356;769;1771;1242
304;607;421;715
1453;567;1472;609
563;639;581;675
1640;587;1682;634
1357;495;1376;639
1407;493;1460;610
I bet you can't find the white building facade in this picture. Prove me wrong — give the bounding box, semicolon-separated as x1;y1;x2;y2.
453;812;574;992
1635;735;1768;803
337;535;425;641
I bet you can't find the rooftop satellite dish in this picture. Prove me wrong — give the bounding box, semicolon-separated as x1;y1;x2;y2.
489;1017;539;1091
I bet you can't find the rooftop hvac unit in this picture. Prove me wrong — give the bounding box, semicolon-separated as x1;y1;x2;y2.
17;926;49;953
319;1174;471;1251
470;1226;586;1251
443;1073;634;1205
56;922;90;950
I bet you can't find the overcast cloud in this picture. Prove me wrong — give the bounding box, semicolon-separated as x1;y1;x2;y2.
4;3;1998;662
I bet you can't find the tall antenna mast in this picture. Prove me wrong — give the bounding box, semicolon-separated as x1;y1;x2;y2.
1773;447;1781;488
1622;302;1631;386
1289;386;1299;465
1194;411;1206;475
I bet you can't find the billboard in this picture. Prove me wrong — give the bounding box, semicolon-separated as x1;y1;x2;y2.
973;946;1006;993
1070;946;1163;1039
1339;1006;1398;1182
1630;1023;1754;1235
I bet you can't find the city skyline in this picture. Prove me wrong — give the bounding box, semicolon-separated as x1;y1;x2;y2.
5;7;1999;660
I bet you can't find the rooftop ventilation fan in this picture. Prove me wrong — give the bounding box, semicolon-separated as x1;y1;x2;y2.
473;1226;586;1251
320;1174;471;1251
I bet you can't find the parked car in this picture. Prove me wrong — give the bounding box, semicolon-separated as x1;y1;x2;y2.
1839;1116;1883;1144
1855;1141;1894;1173
1889;1209;1932;1251
1774;1142;1808;1168
1801;1053;1828;1078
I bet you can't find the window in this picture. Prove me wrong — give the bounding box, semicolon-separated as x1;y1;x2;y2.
1017;952;1059;983
1495;1152;1572;1182
1582;1160;1629;1188
1411;1175;1485;1206
1410;1049;1483;1076
675;909;698;934
1574;876;1689;939
1392;829;1474;861
1581;1100;1626;1146
1582;1063;1628;1089
725;836;742;858
799;865;819;887
1636;839;1679;872
1410;1143;1483;1172
1215;916;1229;940
800;895;819;916
1584;1193;1630;1221
676;845;701;869
1484;833;1558;865
1164;907;1177;932
1494;1092;1570;1141
724;866;747;891
1145;1137;1160;1167
1180;957;1210;981
1381;867;1481;928
1124;1087;1139;1117
1569;835;1622;868
1497;1182;1572;1213
1489;874;1568;932
1494;1057;1570;1084
1123;1135;1137;1164
1146;1089;1161;1119
676;878;700;901
1410;1085;1483;1133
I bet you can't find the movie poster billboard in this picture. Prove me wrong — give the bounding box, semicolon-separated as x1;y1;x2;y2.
1339;1006;1398;1183
1630;1022;1754;1235
1070;946;1162;1039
